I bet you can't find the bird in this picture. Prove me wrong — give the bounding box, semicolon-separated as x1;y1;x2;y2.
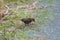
21;18;35;25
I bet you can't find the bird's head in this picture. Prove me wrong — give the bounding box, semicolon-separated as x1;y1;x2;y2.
32;18;35;22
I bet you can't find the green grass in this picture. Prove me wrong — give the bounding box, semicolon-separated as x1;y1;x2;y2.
0;0;55;40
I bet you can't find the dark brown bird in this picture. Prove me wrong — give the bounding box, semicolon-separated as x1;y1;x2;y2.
21;18;35;25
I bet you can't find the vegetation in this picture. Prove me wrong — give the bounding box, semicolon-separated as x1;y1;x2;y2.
0;0;55;40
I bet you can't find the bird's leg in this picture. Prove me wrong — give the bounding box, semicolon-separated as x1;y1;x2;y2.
25;24;28;26
25;24;30;26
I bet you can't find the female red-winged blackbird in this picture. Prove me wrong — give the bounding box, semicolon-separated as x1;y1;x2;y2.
21;18;35;25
